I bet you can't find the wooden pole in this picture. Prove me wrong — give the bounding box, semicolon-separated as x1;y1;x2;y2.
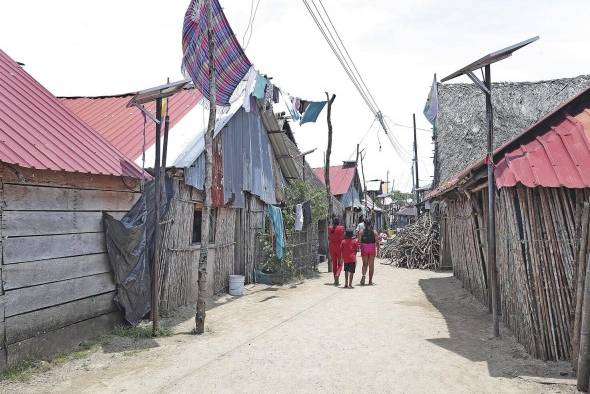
574;202;590;368
413;113;419;205
195;0;216;335
152;97;162;334
324;92;336;273
578;234;590;392
485;64;500;337
360;152;367;212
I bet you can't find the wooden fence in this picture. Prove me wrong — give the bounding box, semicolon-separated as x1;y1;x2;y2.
439;186;590;361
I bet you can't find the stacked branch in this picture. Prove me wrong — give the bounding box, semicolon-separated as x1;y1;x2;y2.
380;214;440;270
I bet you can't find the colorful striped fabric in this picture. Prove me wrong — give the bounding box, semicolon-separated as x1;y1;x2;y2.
182;0;252;106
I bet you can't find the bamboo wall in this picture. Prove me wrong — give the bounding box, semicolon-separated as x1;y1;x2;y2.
440;186;590;361
0;164;140;368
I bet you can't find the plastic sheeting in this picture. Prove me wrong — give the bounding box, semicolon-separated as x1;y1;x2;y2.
103;178;173;326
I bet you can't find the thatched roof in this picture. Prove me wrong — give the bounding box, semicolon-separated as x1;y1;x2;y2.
435;75;590;184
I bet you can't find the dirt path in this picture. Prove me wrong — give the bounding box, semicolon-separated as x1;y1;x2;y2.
1;260;577;393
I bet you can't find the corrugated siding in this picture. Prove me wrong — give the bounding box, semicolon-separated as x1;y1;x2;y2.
0;49;143;178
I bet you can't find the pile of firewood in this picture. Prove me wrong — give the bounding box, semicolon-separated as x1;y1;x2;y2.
379;214;440;270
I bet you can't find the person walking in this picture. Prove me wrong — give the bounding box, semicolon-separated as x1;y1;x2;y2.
355;215;365;236
358;219;379;286
340;229;359;288
328;217;345;286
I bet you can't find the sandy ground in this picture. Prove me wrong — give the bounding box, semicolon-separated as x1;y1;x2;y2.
1;260;578;394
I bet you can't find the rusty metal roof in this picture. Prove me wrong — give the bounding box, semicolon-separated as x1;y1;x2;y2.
0;49;144;178
60;89;202;161
312;165;356;196
426;85;590;199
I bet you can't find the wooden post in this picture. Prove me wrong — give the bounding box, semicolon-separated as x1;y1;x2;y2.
413;113;419;205
578;231;590;392
360;151;367;212
152;97;163;334
324;92;336;273
574;202;590;368
485;64;500;337
195;0;216;335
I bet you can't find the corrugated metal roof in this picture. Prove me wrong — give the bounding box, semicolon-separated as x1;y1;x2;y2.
312;165;356;196
495;115;590;188
426;85;590;200
0;49;144;178
60;89;202;162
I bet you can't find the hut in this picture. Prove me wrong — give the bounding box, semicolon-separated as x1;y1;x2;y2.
427;84;590;361
0;49;145;367
62;85;325;303
313;163;362;228
393;206;417;228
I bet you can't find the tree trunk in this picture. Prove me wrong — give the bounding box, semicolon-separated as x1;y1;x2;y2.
324;93;336;273
195;0;216;335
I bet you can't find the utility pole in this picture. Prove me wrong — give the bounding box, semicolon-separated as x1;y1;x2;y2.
324;92;336;273
195;0;216;335
152;97;163;334
360;152;367;212
413;113;419;205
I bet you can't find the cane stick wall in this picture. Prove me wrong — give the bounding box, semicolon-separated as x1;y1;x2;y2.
440;186;590;361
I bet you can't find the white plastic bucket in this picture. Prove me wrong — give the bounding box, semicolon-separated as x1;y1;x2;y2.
229;275;245;296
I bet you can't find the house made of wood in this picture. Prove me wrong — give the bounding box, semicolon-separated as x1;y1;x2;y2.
0;49;145;368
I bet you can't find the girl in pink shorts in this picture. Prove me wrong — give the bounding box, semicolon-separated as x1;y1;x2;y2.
358;219;379;285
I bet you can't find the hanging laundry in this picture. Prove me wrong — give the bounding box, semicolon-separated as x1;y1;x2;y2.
299;100;310;114
264;80;274;105
182;0;252;106
423;75;438;125
294;204;304;231
302;201;312;226
242;67;258;112
268;205;285;259
249;95;258;114
272;86;280;103
300;101;327;125
253;73;267;99
286;94;301;121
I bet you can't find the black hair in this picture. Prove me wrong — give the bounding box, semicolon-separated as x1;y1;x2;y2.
345;229;354;238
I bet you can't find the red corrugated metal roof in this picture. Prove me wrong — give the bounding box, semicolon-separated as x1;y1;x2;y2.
312;165;356;195
0;49;144;178
60;89;202;161
425;85;590;200
495;116;590;188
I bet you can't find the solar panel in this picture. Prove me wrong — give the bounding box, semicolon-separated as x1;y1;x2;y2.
441;36;539;82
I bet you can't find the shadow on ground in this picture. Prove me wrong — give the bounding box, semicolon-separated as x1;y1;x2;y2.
419;275;573;381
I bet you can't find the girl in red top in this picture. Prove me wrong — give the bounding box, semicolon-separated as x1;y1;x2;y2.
340;229;359;288
328;217;345;286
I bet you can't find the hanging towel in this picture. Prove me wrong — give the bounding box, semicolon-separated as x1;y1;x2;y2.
253;73;267;99
302;201;312;226
294;204;304;231
268;205;285;259
273;86;280;103
242;67;258;112
300;101;327;125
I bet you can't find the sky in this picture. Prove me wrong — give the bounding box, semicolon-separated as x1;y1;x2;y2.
2;0;589;192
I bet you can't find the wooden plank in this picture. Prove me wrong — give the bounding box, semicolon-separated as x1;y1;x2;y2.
3;232;105;264
3;184;139;211
0;163;141;192
2;211;125;237
3;253;111;290
7;312;121;366
6;292;116;344
5;273;115;317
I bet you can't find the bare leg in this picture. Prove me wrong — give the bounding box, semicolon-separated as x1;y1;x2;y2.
349;272;354;288
361;255;368;285
368;255;375;284
344;271;349;288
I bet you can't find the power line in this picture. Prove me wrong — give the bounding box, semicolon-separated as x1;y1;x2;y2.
243;0;262;49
